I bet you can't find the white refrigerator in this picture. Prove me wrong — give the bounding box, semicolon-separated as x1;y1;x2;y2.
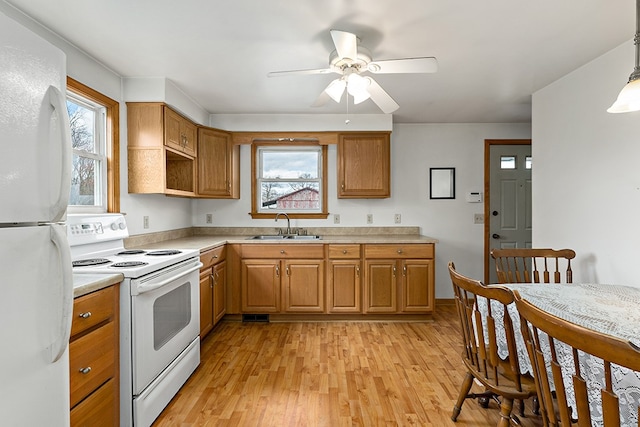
0;9;74;427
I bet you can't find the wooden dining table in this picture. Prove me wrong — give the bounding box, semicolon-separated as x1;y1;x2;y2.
478;282;640;427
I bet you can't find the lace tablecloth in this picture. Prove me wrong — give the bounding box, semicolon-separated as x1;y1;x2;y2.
479;283;640;426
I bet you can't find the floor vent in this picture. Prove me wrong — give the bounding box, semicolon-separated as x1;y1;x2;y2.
242;314;269;323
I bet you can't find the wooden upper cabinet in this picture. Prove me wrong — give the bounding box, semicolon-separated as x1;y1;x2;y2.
197;127;240;198
164;106;197;157
337;132;391;198
127;102;196;196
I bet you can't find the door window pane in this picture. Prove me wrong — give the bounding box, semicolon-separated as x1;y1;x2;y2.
500;156;516;169
525;156;532;169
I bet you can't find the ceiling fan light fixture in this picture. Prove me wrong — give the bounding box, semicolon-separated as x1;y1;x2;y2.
608;77;640;113
325;79;346;102
608;0;640;113
346;72;371;103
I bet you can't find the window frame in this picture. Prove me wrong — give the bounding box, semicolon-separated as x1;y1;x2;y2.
250;142;328;219
66;77;120;213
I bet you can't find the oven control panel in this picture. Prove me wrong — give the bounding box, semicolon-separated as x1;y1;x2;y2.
67;213;129;246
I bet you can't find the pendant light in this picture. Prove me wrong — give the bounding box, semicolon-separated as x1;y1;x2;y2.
608;0;640;113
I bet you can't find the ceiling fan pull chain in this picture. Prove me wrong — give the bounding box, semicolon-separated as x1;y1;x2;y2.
345;91;350;124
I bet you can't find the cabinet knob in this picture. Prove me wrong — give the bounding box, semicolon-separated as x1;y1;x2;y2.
79;312;91;319
342;250;348;254
397;249;403;254
79;367;92;375
280;250;285;254
213;255;218;259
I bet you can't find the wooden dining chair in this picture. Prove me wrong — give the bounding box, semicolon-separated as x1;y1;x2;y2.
448;262;538;426
514;291;640;426
490;248;576;284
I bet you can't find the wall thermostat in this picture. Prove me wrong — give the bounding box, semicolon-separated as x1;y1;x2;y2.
466;192;483;203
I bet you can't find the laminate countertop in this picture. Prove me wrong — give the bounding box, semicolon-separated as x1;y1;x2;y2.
73;273;123;298
128;234;438;254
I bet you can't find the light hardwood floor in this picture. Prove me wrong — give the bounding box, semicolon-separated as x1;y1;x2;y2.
154;305;544;426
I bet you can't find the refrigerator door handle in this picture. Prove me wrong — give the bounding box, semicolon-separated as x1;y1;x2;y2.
47;86;72;223
49;223;73;363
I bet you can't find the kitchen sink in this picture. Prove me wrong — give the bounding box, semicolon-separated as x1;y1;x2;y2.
247;235;322;240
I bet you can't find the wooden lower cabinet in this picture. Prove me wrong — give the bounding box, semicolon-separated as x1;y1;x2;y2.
241;259;280;312
282;260;324;313
363;244;435;314
200;246;227;338
70;285;119;426
240;244;324;314
327;244;362;313
237;242;434;316
241;259;324;313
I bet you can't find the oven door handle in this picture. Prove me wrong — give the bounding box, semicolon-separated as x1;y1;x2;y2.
133;262;203;295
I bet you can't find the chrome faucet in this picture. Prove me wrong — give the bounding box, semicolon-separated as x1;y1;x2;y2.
275;212;291;235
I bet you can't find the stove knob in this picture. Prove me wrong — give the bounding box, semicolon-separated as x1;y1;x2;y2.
110;223;118;231
119;222;126;230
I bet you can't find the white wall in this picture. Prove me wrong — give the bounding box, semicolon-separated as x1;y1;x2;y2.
532;39;640;286
193;122;531;298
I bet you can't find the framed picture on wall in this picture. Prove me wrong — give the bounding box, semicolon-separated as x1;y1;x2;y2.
430;167;455;199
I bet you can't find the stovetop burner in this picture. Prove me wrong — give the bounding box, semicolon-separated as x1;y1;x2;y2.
116;249;147;255
146;250;182;256
110;261;149;268
72;258;111;267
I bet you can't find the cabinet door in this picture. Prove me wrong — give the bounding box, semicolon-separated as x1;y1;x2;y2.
282;260;324;313
241;259;280;312
164;107;196;156
364;259;397;313
197;127;239;198
328;260;361;313
164;107;183;152
199;267;213;338
338;133;390;198
212;260;227;325
400;259;434;313
181;119;197;157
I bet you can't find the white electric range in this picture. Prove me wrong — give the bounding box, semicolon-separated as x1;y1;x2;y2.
68;214;202;427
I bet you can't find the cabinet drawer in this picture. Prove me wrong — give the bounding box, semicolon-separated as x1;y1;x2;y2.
241;244;324;259
70;322;116;408
71;286;116;338
70;377;116;427
200;245;226;269
364;244;434;259
328;244;361;259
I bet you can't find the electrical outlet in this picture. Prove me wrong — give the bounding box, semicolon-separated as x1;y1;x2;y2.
474;213;484;224
206;213;213;224
143;216;149;229
333;214;340;224
394;214;401;224
367;214;373;224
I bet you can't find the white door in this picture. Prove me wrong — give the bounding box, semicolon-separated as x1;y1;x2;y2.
0;11;71;224
488;143;532;283
0;224;73;426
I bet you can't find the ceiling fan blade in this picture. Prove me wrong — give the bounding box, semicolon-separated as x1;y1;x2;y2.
311;91;331;107
365;77;399;114
368;57;438;74
330;29;358;60
267;68;334;77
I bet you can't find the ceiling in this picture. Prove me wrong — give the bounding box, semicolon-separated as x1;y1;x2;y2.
5;0;635;123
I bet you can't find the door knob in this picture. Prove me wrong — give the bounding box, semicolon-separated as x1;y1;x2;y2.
492;211;499;216
492;233;500;239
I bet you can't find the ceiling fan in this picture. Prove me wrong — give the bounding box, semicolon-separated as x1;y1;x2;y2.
267;30;438;114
